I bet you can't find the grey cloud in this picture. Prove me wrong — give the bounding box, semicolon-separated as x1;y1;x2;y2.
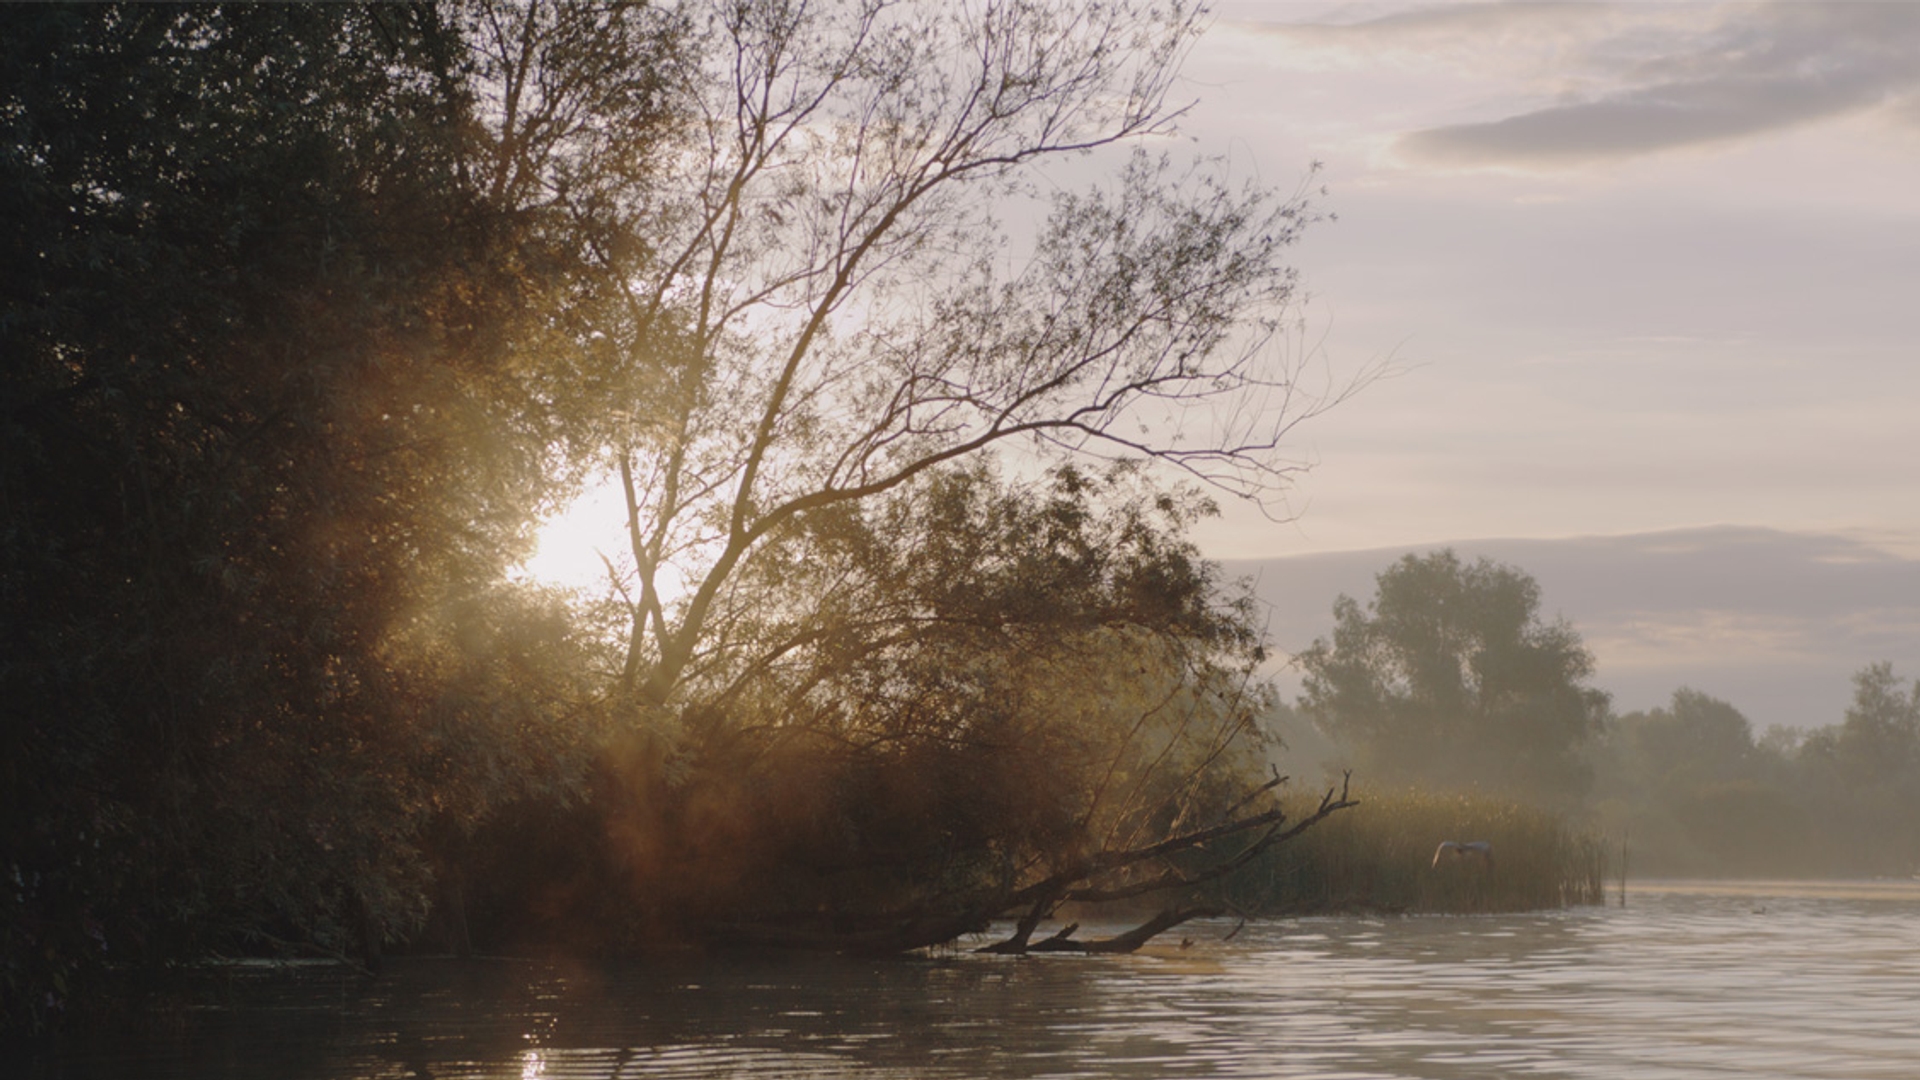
1413;4;1920;165
1400;68;1888;165
1357;3;1920;167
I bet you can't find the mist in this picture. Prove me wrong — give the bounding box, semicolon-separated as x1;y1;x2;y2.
1236;536;1920;879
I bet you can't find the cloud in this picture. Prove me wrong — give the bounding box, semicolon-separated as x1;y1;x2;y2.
1243;2;1920;168
1409;5;1920;166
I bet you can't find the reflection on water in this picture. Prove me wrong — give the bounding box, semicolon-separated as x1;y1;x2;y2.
30;881;1920;1080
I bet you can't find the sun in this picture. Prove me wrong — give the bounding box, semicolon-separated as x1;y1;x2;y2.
514;478;698;614
515;481;631;593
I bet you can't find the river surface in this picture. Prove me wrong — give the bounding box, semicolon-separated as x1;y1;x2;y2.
28;880;1920;1079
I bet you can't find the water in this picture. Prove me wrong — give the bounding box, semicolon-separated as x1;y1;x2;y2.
29;881;1920;1079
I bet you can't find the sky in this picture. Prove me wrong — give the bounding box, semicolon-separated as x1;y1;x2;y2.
1181;0;1920;558
1147;1;1920;729
526;2;1920;734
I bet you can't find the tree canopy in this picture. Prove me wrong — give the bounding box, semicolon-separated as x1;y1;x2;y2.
501;0;1360;711
1296;550;1610;804
1590;669;1920;877
450;0;1363;956
1;1;637;1022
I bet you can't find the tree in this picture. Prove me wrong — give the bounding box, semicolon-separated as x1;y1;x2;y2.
502;0;1363;712
1832;661;1920;785
1610;689;1758;789
471;0;1365;951
576;463;1357;953
1296;550;1609;804
1792;662;1920;873
0;2;621;1022
1;0;1362;999
1589;689;1811;876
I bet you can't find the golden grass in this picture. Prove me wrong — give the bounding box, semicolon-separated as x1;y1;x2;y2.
1222;789;1610;915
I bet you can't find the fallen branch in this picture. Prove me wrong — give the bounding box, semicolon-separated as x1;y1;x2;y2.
1024;907;1222;954
1066;770;1359;905
724;773;1358;958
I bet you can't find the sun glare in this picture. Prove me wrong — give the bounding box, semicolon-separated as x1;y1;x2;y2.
515;482;630;593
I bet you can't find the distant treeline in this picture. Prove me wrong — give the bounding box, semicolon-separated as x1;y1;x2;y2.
1590;669;1920;877
1281;549;1920;882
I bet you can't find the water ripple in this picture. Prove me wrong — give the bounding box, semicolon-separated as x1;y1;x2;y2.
28;882;1920;1079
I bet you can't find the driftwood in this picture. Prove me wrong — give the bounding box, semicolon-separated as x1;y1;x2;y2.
1022;907;1223;954
716;771;1358;958
977;770;1357;956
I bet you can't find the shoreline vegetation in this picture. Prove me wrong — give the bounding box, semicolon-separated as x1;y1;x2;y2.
1222;790;1610;916
1019;789;1614;928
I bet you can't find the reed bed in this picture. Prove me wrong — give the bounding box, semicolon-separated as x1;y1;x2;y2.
1219;790;1610;915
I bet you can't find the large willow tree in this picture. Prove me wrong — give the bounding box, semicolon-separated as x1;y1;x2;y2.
463;0;1364;951
463;0;1355;709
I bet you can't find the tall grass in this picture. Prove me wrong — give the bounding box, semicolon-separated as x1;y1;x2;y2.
1218;790;1610;915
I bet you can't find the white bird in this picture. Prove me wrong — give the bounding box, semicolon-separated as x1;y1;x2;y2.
1432;840;1494;870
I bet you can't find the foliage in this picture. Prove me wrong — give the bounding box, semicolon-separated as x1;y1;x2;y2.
510;0;1364;710
0;2;618;1027
1815;661;1920;787
1591;689;1792;875
1773;663;1920;874
559;463;1343;951
1296;550;1610;805
1284;549;1920;881
3;0;1359;1028
466;0;1363;952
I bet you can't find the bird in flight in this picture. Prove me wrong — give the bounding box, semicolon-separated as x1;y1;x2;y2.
1432;840;1494;870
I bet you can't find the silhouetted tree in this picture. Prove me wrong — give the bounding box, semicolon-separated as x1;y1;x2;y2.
489;0;1363;951
2;0;1361;1008
560;461;1356;954
518;0;1364;712
1;2;641;1024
